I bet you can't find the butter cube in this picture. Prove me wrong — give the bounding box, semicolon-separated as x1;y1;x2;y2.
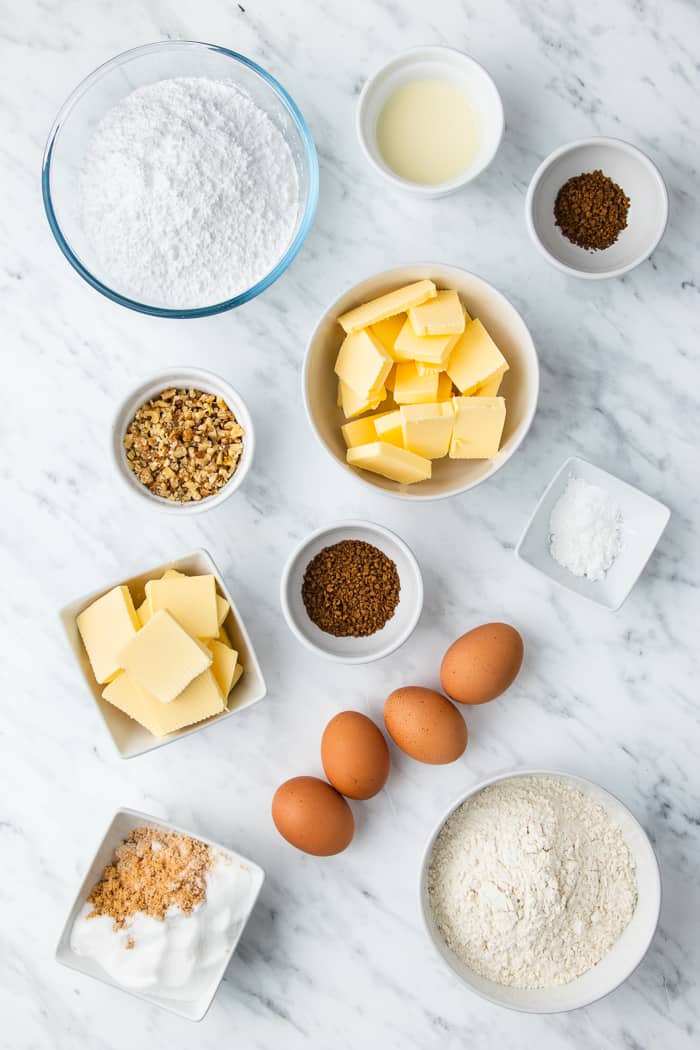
103;669;225;738
161;568;185;580
475;367;507;397
408;290;466;336
136;598;151;629
207;639;239;696
216;594;230;629
347;441;431;484
374;409;403;447
146;573;219;638
119;610;212;704
393;362;441;404
394;316;460;366
76;585;140;685
385;364;397;390
338;379;385;419
400;402;455;459
218;623;233;647
415;361;443;376
447;319;509;394
437;372;455;401
370;314;406;361
334;328;393;397
340;410;392;448
449;396;506;459
230;663;244;693
338;280;437;333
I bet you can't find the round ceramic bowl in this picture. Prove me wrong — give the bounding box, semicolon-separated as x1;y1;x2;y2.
280;520;423;664
303;264;539;501
419;769;661;1013
357;46;504;197
112;368;254;514
525;137;668;279
42;40;318;317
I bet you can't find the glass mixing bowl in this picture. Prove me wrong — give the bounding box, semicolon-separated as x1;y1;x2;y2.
42;41;319;318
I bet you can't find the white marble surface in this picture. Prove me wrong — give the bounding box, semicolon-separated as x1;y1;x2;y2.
2;0;699;1047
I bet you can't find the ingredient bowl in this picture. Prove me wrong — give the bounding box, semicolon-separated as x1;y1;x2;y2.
419;769;661;1013
56;807;264;1020
42;40;318;317
525;137;668;279
280;520;423;663
357;46;504;197
303;264;539;501
516;456;670;611
112;368;254;513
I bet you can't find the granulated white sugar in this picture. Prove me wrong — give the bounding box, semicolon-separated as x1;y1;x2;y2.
80;77;300;308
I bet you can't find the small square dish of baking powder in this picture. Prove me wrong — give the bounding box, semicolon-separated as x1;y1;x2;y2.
515;456;670;611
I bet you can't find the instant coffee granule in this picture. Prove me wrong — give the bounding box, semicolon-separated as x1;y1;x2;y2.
302;540;400;637
554;169;630;250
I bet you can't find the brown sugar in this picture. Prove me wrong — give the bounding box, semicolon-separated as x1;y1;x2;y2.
87;827;214;930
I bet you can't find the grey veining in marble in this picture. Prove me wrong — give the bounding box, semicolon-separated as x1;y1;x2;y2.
1;0;698;1047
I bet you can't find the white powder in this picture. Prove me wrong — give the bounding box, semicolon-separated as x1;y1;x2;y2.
549;475;623;581
427;776;637;989
80;77;300;308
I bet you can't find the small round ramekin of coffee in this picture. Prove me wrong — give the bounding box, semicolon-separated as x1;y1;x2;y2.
525;137;668;279
280;521;423;663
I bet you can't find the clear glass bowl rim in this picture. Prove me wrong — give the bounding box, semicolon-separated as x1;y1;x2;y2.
41;40;319;319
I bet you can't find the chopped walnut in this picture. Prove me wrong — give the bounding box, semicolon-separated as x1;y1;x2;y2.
123;388;244;502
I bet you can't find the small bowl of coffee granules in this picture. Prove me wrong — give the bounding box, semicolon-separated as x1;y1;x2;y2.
525;137;668;279
112;368;254;513
280;520;423;663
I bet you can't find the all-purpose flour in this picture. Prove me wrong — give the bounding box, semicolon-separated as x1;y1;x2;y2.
80;77;300;308
427;776;637;988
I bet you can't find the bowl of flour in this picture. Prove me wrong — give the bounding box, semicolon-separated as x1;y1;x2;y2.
420;770;660;1012
42;41;318;317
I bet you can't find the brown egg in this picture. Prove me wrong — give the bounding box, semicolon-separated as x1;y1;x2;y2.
321;711;390;800
272;776;354;856
441;623;524;704
384;687;467;764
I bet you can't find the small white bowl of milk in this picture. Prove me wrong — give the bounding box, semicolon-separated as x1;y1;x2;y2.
356;46;504;197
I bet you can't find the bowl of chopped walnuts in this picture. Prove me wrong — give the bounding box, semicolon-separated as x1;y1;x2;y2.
113;368;254;512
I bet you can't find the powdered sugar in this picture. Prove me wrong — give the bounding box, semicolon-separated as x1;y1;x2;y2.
427;776;637;989
80;77;299;308
549;475;623;581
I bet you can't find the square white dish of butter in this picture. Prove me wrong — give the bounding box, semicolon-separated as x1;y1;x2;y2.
60;549;266;758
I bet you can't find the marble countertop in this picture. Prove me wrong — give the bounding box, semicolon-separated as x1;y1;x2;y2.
3;0;699;1047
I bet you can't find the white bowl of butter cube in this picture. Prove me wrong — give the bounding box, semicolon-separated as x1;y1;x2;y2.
60;549;266;758
303;264;539;500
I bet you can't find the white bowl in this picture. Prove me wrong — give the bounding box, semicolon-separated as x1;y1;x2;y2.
56;807;264;1021
525;137;668;279
303;264;539;501
516;456;670;611
356;46;504;197
419;769;661;1013
59;548;267;758
112;368;254;514
280;520;423;663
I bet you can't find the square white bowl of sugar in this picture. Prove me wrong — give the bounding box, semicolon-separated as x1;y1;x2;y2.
516;457;670;611
56;808;264;1021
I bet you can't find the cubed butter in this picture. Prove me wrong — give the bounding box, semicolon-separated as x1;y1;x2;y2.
207;639;239;696
393;316;460;366
146;573;219;638
76;585;140;685
370;314;406;361
415;361;443;376
341;410;392;448
374;409;403;447
230;663;244;693
334;328;393;397
385;364;397;390
218;623;233;647
119;610;212;704
446;318;509;394
400;402;455;459
161;568;185;579
449;396;506;459
103;669;225;738
338;379;385;419
216;594;230;629
437;372;454;401
475;367;507;397
393;362;441;404
338;280;437;333
408;290;466;336
347;441;431;484
136;598;151;629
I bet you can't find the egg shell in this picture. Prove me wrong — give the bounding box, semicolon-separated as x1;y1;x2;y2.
440;623;524;704
321;711;390;800
384;687;467;764
272;776;354;856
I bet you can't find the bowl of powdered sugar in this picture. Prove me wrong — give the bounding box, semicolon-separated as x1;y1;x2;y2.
42;41;318;317
420;770;661;1012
